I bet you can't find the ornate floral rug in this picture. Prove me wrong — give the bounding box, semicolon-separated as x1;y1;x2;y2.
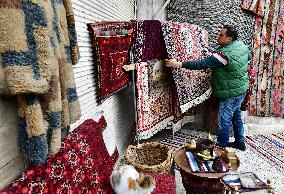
246;132;284;172
161;21;212;114
1;118;119;194
88;22;133;102
136;60;174;139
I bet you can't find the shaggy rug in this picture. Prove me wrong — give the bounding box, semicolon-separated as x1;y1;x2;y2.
246;132;284;172
0;0;81;165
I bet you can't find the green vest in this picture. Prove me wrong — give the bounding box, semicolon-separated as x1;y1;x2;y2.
212;41;249;98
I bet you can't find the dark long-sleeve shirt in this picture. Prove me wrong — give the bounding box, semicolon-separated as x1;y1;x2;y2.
181;52;251;70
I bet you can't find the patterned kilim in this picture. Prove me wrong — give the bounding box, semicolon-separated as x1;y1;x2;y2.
136;60;174;139
186;151;229;173
161;21;212;113
88;22;133;102
244;0;284;117
246;133;284;172
1;118;119;194
0;0;81;165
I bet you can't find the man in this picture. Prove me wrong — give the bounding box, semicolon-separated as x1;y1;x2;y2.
165;25;250;151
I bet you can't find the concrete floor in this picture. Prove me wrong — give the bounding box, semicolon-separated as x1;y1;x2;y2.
125;112;284;194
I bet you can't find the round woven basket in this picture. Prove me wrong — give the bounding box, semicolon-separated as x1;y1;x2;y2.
125;142;174;173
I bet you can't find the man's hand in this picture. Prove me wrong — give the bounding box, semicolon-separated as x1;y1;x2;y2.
165;59;182;68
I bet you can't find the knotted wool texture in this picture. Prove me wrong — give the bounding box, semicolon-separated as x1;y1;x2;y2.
88;22;133;102
131;20;168;63
135;60;174;139
161;21;212;113
0;0;81;165
1;118;119;194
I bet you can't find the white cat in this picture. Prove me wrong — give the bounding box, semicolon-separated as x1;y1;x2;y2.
110;165;155;194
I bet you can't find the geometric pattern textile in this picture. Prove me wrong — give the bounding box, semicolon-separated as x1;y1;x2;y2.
88;22;133;102
160;129;211;150
245;0;284;117
246;133;284;172
161;21;212;113
0;118;118;194
148;173;176;194
0;0;81;165
132;20;195;139
131;20;168;63
222;173;268;193
135;60;174;139
241;0;264;16
167;0;255;50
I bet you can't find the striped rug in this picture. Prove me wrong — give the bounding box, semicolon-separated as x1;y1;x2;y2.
246;132;284;172
160;130;214;150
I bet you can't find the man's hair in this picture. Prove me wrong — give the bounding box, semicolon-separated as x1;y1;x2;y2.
223;25;238;41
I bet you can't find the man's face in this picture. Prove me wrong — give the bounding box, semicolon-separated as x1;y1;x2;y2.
217;28;232;46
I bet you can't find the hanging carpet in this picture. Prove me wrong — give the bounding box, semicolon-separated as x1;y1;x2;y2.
88;21;133;102
131;20;168;63
161;21;212;114
0;0;81;165
135;60;174;139
132;20;196;139
242;0;284;117
241;0;264;16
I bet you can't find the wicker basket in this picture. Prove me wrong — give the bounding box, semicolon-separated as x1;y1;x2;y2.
125;142;174;173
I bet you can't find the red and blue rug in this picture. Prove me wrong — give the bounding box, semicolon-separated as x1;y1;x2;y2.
246;132;284;172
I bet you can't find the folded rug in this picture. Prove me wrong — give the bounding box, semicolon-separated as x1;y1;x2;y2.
1;118;118;194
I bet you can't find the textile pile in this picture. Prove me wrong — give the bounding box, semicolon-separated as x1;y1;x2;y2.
0;0;80;165
132;20;214;139
162;21;212;114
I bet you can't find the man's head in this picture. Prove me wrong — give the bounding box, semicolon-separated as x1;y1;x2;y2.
217;25;238;46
